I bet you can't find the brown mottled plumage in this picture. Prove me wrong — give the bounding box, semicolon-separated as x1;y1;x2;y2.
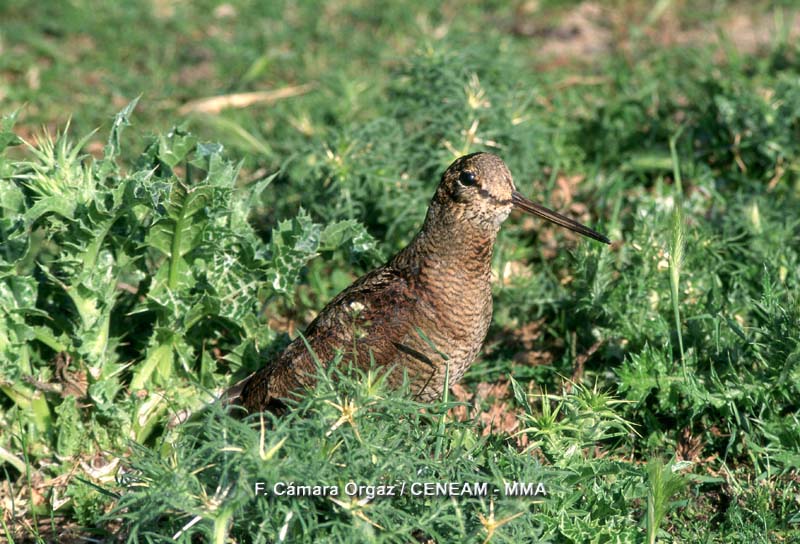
233;153;609;413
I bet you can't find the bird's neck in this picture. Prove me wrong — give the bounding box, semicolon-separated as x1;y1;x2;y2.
392;215;497;282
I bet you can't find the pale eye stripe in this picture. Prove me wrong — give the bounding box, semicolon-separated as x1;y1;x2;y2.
476;186;512;205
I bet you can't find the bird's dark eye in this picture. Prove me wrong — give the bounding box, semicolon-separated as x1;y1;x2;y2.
459;171;477;186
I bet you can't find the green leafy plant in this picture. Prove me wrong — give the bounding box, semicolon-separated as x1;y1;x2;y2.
645;458;690;544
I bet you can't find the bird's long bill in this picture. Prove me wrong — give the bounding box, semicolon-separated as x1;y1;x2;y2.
511;191;611;244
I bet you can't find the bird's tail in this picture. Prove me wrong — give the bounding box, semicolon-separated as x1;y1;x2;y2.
219;372;255;406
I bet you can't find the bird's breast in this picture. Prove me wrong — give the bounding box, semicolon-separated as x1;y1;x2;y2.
402;255;493;398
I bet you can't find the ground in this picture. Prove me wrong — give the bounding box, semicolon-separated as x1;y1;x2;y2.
1;1;799;542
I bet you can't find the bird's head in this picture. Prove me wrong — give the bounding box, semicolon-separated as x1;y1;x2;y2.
430;152;610;244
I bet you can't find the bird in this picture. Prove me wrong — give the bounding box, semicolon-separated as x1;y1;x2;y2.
231;152;609;414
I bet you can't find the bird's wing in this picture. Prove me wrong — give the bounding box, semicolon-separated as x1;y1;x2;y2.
301;264;429;370
237;264;436;412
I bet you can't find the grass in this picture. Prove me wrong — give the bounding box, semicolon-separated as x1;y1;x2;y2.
1;0;800;541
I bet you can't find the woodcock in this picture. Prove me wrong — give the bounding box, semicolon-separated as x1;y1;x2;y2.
233;152;610;413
